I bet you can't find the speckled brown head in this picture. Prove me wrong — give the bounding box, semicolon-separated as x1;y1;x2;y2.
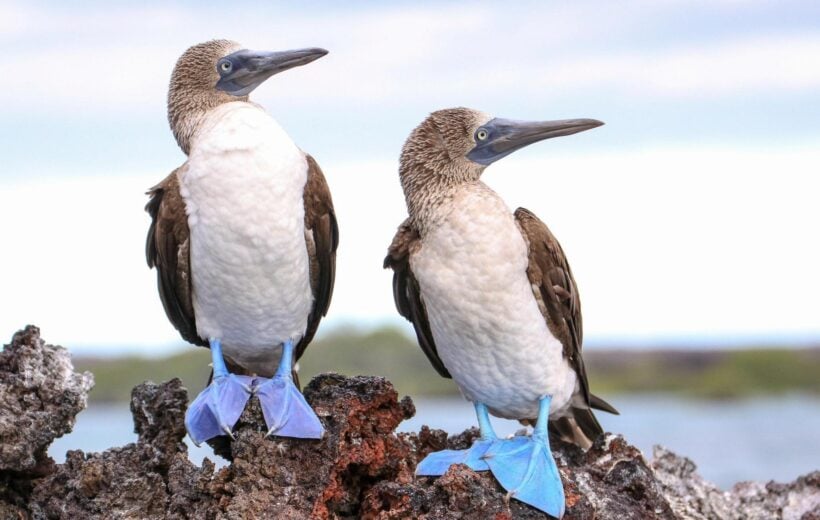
167;39;328;154
399;107;604;225
400;108;489;191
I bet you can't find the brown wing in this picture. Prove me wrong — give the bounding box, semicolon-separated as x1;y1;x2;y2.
383;220;451;379
515;208;585;389
515;207;617;446
294;155;339;361
145;166;206;347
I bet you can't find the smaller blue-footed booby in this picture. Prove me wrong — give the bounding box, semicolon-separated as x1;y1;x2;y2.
384;108;617;517
146;40;338;445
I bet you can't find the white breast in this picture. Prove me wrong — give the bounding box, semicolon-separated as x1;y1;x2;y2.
411;183;577;420
179;102;313;376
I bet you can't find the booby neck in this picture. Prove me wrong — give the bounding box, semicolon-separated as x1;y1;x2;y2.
399;110;489;235
399;163;471;236
166;39;247;155
169;95;253;156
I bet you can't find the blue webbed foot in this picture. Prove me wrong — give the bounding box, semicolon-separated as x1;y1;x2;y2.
255;338;324;439
255;374;324;439
185;373;253;445
484;433;565;518
416;402;496;476
418;397;565;517
416;437;492;475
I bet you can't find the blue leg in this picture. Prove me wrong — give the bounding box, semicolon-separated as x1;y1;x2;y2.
184;339;254;445
483;396;565;518
416;402;496;475
254;339;324;439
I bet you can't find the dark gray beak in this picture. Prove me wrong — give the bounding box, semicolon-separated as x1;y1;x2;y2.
467;118;604;166
216;47;328;96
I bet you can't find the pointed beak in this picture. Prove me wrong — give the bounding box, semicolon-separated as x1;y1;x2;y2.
467;118;604;166
216;47;328;96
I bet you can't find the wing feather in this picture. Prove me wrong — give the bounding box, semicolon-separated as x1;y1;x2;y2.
145;167;206;347
515;207;617;445
384;220;451;379
295;155;339;361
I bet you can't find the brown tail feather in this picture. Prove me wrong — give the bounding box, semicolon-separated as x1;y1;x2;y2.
540;406;606;450
524;396;617;450
572;407;604;443
589;393;619;415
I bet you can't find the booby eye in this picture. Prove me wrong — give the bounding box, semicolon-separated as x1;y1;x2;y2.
219;61;232;73
476;129;489;141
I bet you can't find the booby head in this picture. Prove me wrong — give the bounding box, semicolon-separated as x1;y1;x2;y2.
399;107;603;223
167;39;327;154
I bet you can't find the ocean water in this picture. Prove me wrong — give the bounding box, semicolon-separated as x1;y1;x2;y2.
49;395;820;489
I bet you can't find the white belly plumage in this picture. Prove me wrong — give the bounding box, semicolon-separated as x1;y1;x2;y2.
180;102;313;376
411;185;577;420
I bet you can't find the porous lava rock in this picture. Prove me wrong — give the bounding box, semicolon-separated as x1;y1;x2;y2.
1;326;818;519
0;326;93;475
0;325;93;518
652;446;820;520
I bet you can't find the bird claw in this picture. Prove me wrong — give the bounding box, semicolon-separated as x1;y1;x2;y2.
418;432;565;517
184;373;254;445
416;438;493;475
483;434;565;518
255;375;324;439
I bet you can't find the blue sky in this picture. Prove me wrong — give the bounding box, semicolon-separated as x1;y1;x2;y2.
1;0;819;354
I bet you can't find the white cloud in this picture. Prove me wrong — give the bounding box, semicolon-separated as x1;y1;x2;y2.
1;143;819;353
497;144;820;339
0;3;495;114
3;1;820;117
0;2;30;37
2;1;819;353
0;174;178;349
535;35;820;97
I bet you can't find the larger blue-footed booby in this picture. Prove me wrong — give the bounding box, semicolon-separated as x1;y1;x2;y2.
384;108;617;517
146;40;337;445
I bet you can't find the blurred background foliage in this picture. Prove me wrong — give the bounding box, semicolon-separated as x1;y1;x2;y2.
75;326;820;404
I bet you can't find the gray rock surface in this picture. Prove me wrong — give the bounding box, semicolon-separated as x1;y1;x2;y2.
653;446;820;520
29;378;197;520
0;325;93;475
0;325;93;518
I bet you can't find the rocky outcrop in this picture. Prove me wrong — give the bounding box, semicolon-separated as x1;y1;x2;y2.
0;326;94;475
652;447;820;520
1;326;818;519
0;325;93;518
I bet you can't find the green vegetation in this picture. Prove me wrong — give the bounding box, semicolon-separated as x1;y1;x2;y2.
75;326;458;403
74;326;820;403
587;348;820;399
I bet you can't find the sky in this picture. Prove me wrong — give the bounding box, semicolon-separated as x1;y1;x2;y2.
1;0;819;355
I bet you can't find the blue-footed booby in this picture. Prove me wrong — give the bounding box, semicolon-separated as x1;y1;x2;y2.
146;40;337;445
384;108;617;517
